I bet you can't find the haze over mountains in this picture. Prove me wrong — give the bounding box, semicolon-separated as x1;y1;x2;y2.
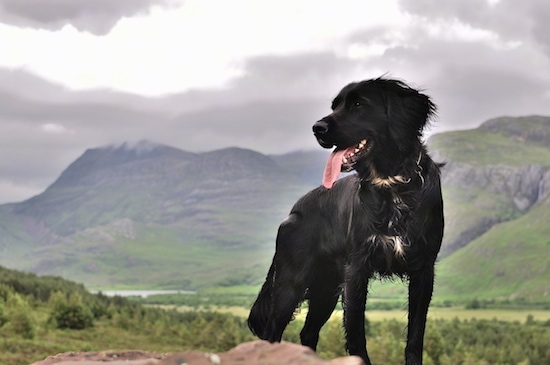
1;115;549;301
0;141;326;289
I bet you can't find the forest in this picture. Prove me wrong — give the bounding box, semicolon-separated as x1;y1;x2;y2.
1;265;550;365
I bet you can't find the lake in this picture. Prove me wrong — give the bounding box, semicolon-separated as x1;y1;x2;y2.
90;289;196;298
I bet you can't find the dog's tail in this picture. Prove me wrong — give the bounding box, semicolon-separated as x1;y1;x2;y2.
247;263;275;338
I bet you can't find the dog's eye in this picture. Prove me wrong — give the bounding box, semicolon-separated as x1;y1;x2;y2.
353;101;361;108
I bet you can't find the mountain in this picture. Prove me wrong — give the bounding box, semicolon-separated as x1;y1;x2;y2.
429;115;550;301
1;116;549;301
0;141;316;289
430;115;550;256
270;150;330;186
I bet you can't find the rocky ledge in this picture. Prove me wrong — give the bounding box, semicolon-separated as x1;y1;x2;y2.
31;341;364;365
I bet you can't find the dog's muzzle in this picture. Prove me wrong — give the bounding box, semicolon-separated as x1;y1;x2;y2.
313;119;333;148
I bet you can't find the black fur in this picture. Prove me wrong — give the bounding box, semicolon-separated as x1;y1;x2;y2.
248;78;444;365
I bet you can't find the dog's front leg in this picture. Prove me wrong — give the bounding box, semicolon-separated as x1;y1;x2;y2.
343;265;371;365
405;266;435;365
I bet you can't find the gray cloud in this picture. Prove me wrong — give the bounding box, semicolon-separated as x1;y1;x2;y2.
530;0;550;56
398;0;550;57
0;60;346;203
2;1;550;203
151;52;361;114
230;53;359;99
0;0;179;35
347;3;550;131
0;88;170;203
398;0;519;36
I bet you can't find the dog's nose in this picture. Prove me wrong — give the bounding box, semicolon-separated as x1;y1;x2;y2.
313;119;329;135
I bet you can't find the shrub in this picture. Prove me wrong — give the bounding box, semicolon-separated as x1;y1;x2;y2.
48;291;94;330
0;303;7;327
4;293;36;339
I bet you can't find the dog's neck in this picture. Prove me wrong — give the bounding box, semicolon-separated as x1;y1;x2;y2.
357;149;425;190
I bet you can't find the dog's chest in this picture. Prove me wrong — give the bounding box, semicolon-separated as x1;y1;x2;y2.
361;190;414;273
367;190;410;233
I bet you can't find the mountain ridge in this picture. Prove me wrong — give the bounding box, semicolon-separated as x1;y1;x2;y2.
479;115;550;146
0;115;549;300
0;142;314;287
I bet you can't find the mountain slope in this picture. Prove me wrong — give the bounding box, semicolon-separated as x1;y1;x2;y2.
12;141;199;235
435;200;550;301
429;115;550;256
0;141;314;288
1;115;549;300
270;150;330;186
426;115;550;301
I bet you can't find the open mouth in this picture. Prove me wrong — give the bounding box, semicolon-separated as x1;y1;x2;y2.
341;139;368;172
322;139;370;189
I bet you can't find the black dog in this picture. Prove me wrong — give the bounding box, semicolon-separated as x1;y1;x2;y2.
248;77;444;365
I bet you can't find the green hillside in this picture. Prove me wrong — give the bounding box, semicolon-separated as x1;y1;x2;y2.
429;125;550;166
3;264;550;365
1;116;550;301
429;115;550;256
23;222;278;289
435;200;550;301
428;115;550;302
372;116;550;302
0;265;256;365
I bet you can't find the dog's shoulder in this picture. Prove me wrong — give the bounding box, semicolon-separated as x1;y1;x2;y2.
290;174;360;212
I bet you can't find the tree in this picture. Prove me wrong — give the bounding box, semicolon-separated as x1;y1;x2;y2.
424;323;445;365
48;291;94;330
4;293;36;339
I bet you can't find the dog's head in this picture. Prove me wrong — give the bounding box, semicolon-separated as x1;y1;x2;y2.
313;78;436;188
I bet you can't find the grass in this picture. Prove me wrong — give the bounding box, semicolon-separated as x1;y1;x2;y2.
144;284;550;324
348;307;550;322
158;304;550;324
362;308;550;322
436;202;550;301
34;222;276;290
435;185;517;257
158;304;253;318
429;129;550;166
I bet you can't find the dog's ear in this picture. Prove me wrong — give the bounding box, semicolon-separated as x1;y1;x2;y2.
387;89;436;150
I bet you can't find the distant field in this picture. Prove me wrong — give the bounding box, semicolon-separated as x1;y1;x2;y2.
159;305;550;323
364;308;550;322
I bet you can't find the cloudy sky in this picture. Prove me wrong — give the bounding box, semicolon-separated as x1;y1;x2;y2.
1;0;550;204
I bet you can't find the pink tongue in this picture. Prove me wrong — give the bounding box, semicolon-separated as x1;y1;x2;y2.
322;147;355;189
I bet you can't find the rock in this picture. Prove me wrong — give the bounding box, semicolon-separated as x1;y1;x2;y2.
30;350;166;365
30;341;365;365
439;161;550;255
441;163;549;211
